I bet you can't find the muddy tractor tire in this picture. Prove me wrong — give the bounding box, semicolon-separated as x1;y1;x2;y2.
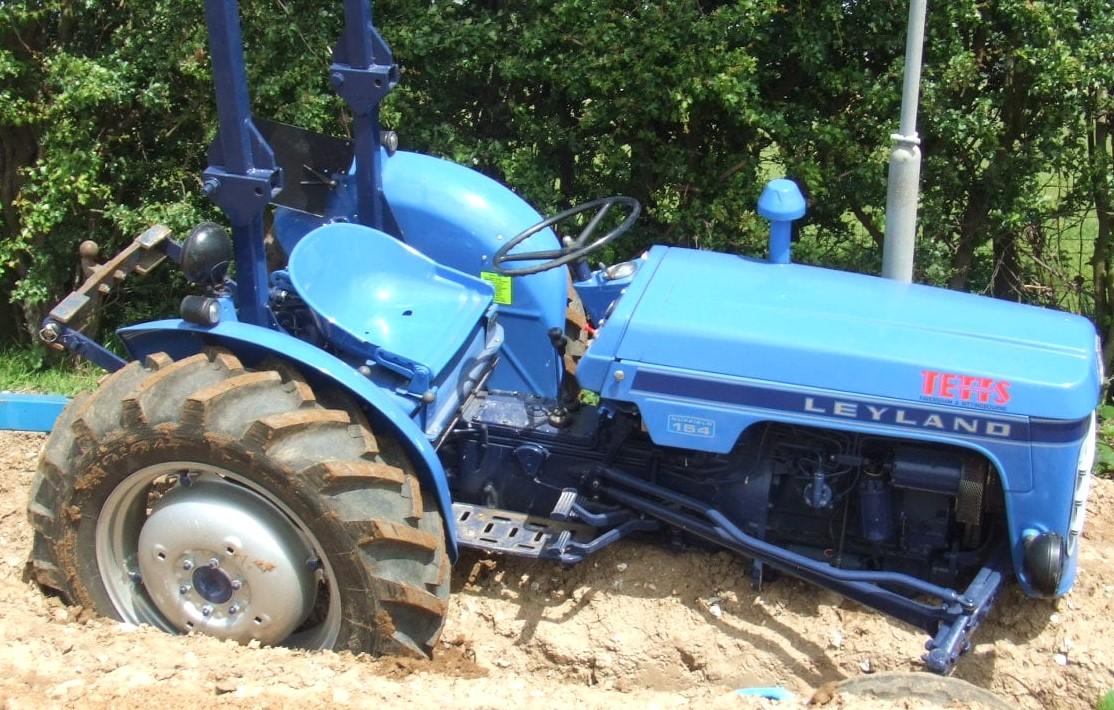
25;349;450;657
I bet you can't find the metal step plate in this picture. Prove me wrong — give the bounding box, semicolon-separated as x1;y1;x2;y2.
452;502;594;557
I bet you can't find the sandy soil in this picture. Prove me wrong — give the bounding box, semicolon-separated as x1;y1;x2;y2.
0;431;1111;709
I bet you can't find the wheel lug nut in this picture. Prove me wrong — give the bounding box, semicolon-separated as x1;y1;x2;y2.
201;605;213;617
228;605;239;615
182;560;194;571
208;557;220;568
179;585;190;595
230;580;242;591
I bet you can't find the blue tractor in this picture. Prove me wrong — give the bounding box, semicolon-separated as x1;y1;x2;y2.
27;0;1100;673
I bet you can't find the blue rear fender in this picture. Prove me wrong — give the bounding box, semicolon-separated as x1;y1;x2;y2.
117;318;459;560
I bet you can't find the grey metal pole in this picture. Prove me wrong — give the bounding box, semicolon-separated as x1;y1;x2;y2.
882;0;928;282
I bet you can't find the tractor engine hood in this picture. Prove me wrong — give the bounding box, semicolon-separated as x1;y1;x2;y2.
578;246;1101;422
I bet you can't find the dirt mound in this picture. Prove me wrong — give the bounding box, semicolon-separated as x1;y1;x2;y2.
0;431;1111;708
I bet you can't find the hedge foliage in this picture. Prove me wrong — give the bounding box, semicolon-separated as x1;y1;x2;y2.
1;1;1111;366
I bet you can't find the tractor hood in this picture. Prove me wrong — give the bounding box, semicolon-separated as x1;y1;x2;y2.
578;246;1101;421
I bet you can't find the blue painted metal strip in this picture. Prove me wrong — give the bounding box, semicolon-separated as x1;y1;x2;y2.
631;370;1091;445
0;393;70;432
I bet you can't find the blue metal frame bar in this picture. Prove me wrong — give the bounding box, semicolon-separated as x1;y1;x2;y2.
201;0;279;327
0;394;70;432
206;0;254;177
201;0;400;327
924;550;1007;672
598;465;965;607
331;0;399;232
594;464;1010;672
55;326;127;373
601;485;949;624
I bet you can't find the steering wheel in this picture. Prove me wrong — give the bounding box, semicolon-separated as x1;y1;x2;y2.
491;196;641;277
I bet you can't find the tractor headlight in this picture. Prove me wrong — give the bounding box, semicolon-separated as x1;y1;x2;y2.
181;295;222;327
1024;530;1067;596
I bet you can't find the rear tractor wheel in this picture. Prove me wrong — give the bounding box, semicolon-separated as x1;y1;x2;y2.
25;350;450;656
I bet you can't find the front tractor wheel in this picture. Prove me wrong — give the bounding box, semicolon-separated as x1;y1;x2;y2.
25;350;450;656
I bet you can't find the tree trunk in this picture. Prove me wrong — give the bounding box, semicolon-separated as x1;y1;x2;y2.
1088;89;1114;381
948;184;990;291
991;226;1023;300
952;64;1029;294
0;125;37;239
0;123;40;344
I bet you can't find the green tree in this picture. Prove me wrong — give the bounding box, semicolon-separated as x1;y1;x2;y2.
0;0;346;344
382;0;780;255
748;0;1106;303
1;0;1111;376
1078;1;1114;373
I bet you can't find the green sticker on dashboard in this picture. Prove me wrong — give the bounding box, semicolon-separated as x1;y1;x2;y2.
480;271;513;305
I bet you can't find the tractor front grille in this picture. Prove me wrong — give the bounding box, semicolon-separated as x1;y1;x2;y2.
1068;413;1097;555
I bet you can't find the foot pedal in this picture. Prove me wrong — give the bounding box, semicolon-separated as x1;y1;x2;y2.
551;488;578;521
549;529;573;557
452;502;594;558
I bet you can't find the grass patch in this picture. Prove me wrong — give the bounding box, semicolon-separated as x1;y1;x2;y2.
1097;690;1114;710
0;348;102;396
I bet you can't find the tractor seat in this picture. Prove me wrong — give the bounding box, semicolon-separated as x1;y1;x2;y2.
286;223;494;379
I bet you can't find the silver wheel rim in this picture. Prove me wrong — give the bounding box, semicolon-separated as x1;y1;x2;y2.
95;461;341;648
